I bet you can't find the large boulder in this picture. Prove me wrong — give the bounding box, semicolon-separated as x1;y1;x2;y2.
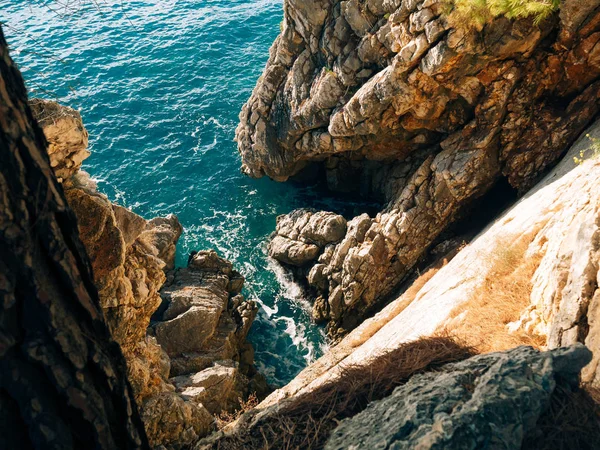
171;363;247;415
325;345;592;449
268;209;347;266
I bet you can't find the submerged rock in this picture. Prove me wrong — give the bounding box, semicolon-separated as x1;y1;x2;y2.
240;0;600;335
325;345;592;449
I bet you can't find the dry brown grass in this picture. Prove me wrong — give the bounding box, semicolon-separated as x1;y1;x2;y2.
443;235;546;353
523;384;600;450
210;335;475;450
215;393;260;430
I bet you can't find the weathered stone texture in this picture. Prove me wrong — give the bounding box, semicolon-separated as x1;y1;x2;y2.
30;98;89;181
33;100;266;449
257;0;600;335
268;209;347;266
152;250;268;406
260;119;600;407
325;345;592;449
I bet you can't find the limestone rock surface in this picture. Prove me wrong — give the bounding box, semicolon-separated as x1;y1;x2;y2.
325;345;592;449
257;119;600;408
241;0;600;335
268;209;347;266
59;171;206;447
30;98;89;181
152;250;268;404
33;100;265;449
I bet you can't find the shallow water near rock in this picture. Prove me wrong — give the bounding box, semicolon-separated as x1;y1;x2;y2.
2;0;373;385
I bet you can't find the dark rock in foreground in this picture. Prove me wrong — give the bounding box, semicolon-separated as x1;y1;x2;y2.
325;345;592;450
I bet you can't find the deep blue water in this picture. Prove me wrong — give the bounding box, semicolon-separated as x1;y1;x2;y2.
0;0;369;385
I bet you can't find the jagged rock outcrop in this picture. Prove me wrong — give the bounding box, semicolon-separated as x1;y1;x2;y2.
152;250;269;413
199;120;600;443
32;100;266;448
29;98;89;182
62;172;215;447
246;0;600;335
269;209;347;266
325;345;592;449
256;119;600;409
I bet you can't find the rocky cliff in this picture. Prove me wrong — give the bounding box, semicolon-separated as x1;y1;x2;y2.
201;118;600;449
32;99;266;448
241;0;600;336
259;118;600;405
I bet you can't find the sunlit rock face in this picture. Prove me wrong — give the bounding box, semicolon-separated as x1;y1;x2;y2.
261;119;600;406
30;98;89;182
251;0;600;335
199;121;600;450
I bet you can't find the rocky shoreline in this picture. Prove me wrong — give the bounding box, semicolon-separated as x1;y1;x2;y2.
16;1;600;448
32;99;268;448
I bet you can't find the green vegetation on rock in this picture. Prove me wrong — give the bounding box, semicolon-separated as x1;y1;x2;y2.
449;0;560;27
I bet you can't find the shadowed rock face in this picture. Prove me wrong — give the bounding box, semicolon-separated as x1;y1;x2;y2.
253;0;600;336
325;345;592;450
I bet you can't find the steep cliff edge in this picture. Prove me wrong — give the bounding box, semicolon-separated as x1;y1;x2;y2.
201;118;600;449
31;99;266;448
262;118;600;405
243;0;600;335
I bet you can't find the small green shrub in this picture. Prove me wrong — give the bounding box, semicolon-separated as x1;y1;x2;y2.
573;134;600;165
449;0;560;28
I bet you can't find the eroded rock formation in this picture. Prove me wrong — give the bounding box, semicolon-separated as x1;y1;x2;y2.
152;250;269;415
260;119;600;408
32;100;266;448
269;209;347;267
200;121;600;449
325;345;592;449
29;98;89;182
0;33;148;450
247;0;600;335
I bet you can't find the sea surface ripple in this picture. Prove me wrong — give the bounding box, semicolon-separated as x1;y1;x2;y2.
2;0;372;385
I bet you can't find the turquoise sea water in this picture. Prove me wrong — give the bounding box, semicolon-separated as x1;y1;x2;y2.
1;0;373;385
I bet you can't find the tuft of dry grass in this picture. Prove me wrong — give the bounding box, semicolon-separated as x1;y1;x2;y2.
447;0;560;29
209;335;475;450
215;393;260;430
442;235;546;353
523;384;600;450
29;98;80;126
